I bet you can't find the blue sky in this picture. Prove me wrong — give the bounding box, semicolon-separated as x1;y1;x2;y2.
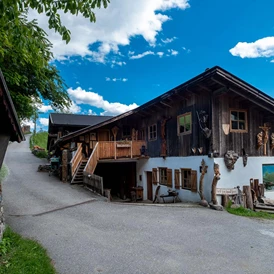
28;0;274;130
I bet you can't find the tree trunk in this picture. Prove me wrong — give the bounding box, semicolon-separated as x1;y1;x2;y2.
243;185;253;210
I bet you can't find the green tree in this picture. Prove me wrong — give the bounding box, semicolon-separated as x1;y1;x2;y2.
0;0;110;120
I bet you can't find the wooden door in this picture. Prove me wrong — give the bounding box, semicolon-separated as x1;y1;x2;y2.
98;130;110;141
147;171;153;201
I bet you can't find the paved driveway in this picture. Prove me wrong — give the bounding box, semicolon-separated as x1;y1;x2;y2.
3;136;274;274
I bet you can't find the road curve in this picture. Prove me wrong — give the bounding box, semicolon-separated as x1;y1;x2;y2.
2;136;274;274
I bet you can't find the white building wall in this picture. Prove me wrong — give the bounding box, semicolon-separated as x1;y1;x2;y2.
136;156;274;203
136;156;215;203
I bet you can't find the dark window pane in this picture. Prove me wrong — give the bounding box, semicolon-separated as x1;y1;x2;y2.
239;121;245;130
232;121;238;129
238;112;245;120
231;111;238;120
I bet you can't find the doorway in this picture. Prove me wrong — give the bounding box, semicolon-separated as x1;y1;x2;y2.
147;171;153;201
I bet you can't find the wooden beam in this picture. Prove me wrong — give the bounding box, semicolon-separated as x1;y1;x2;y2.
197;84;212;92
160;101;172;108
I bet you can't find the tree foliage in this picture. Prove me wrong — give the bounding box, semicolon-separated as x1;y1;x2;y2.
0;0;110;120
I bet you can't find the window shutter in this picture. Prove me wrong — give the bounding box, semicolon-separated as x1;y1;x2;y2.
175;169;180;189
167;169;172;188
152;168;158;185
191;170;197;192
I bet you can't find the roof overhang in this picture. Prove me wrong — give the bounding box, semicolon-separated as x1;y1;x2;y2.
0;69;24;142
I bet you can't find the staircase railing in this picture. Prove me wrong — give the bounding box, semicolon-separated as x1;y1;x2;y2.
84;142;99;174
70;143;83;178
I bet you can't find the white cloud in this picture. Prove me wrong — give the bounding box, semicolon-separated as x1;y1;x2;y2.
105;77;128;82
67;87;138;116
229;37;274;58
182;46;191;53
270;60;274;63
111;60;126;67
157;51;164;57
88;109;97;115
38;104;53;113
28;0;190;62
130;51;155;59
66;101;81;113
161;36;177;44
167;49;179;56
39;118;49;127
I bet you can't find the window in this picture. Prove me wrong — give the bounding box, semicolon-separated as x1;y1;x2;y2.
181;169;192;189
148;124;157;141
159;168;172;187
122;125;131;137
181;168;197;192
159;168;167;185
177;112;192;135
230;110;248;132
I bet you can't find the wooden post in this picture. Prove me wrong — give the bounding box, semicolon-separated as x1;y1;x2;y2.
222;195;229;207
250;178;254;190
130;141;133;158
259;183;265;198
62;149;68;183
243;185;253;210
254;179;259;198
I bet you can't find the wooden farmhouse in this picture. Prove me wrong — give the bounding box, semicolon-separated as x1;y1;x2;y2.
0;70;24;169
49;66;274;202
47;113;112;152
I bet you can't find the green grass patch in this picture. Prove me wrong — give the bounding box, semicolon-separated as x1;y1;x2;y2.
0;227;56;274
0;165;8;182
226;205;274;220
30;132;48;158
30;132;48;150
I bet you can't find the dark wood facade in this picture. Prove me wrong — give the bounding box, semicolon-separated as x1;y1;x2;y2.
52;66;274;161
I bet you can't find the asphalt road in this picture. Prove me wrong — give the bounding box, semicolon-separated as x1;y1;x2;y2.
2;136;274;274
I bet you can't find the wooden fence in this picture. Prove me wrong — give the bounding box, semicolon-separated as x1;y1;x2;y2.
83;171;103;195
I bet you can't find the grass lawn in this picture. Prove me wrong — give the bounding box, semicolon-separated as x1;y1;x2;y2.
0;227;56;274
30;132;48;158
30;132;48;150
227;206;274;219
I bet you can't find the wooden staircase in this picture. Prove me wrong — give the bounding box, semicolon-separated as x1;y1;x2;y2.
71;159;87;184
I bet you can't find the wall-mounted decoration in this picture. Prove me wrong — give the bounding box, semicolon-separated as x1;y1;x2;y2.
224;150;239;170
160;116;171;157
197;110;211;138
209;163;223;210
257;123;271;155
199;159;208;207
198;147;203;155
222;124;230;135
242;148;248;167
262;164;274;191
191;147;196;155
271;133;274;150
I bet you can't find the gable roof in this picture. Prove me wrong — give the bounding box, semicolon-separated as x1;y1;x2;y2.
0;69;24;142
49;113;113;127
54;66;274;146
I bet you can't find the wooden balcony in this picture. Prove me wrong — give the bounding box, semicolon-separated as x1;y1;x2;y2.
98;141;147;160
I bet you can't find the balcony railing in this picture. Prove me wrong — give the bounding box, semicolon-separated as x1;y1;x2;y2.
98;141;146;159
